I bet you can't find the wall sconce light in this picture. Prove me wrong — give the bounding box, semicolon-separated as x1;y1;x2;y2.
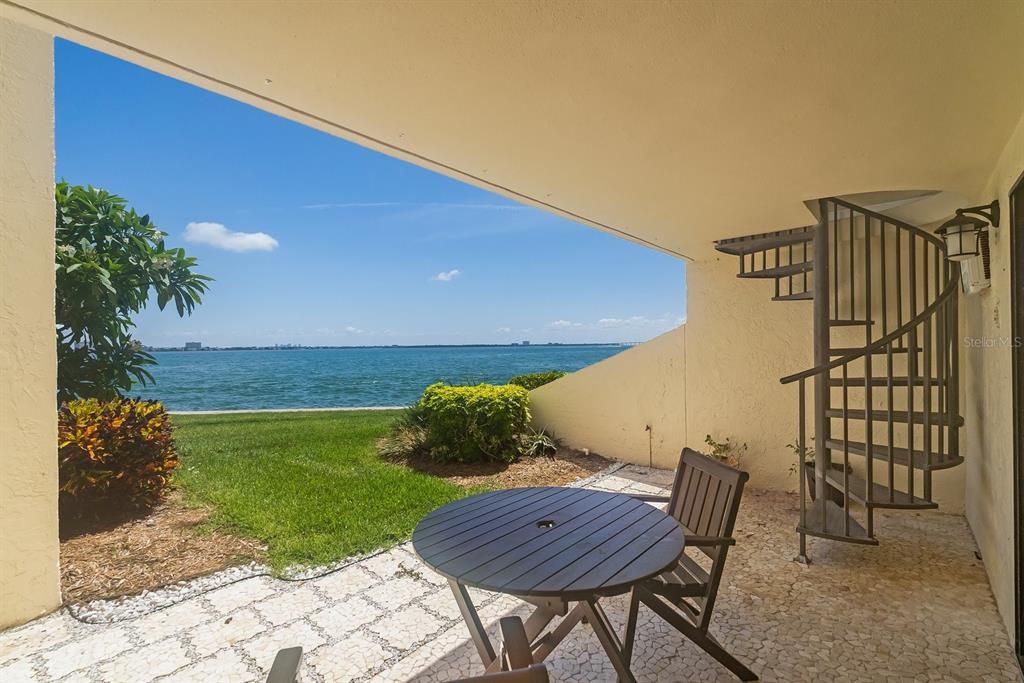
936;200;1000;262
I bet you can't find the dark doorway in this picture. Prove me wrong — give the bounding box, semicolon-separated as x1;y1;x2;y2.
1012;171;1024;670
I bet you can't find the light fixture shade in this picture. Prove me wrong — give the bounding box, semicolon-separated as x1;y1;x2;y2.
937;216;983;262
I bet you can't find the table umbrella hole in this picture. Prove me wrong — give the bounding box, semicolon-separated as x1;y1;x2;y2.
536;520;557;529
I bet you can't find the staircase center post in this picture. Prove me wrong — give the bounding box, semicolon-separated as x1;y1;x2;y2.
814;200;833;523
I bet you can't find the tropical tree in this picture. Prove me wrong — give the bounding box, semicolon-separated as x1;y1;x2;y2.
55;182;212;402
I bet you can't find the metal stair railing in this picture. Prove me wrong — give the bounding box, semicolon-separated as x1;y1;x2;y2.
779;197;960;560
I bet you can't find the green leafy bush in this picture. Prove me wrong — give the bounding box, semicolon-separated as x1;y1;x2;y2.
418;383;531;463
508;370;567;390
58;398;179;516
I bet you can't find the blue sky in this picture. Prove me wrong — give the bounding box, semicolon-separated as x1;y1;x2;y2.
55;39;685;347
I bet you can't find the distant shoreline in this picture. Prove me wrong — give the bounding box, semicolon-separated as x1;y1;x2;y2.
146;342;635;352
170;406;405;415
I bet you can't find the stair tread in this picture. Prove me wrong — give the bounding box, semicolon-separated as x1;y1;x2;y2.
772;291;814;302
825;438;963;471
715;229;815;256
829;346;921;355
829;376;948;387
797;499;877;544
829;319;874;327
821;467;938;509
824;408;964;426
737;261;814;279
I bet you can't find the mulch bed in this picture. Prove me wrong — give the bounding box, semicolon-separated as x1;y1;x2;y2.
397;448;613;489
59;449;612;604
60;491;266;605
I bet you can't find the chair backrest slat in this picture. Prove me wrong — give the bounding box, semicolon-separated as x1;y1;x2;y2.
705;480;729;537
696;477;722;535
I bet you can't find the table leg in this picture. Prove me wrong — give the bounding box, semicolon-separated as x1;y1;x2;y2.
448;579;496;668
622;587;640;669
581;598;637;683
530;601;586;662
447;586;636;682
485;603;562;674
521;604;560;644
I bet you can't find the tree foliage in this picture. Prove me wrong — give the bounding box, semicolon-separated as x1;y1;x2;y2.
55;182;212;401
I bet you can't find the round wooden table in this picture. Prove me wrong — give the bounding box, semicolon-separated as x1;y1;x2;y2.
413;486;685;681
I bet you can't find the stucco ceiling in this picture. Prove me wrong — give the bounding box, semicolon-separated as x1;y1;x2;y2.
6;0;1024;259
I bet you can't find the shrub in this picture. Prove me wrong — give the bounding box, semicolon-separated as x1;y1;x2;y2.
786;436;815;475
377;403;429;461
418;383;531;463
508;370;567;391
703;434;747;467
516;428;562;458
58;398;179;516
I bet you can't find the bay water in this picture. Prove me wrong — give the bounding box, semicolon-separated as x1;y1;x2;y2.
135;345;627;411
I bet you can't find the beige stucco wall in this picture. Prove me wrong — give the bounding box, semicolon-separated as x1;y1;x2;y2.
682;257;814;492
0;16;60;629
962;111;1024;639
530;325;686;470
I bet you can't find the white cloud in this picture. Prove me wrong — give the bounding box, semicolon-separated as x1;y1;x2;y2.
596;314;684;328
496;327;512;333
344;326;366;334
547;320;582;329
184;222;278;252
431;269;461;282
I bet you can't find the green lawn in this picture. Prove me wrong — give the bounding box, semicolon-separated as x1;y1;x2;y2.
172;410;469;571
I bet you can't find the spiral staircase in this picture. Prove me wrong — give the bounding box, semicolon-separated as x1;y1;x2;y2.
714;196;963;559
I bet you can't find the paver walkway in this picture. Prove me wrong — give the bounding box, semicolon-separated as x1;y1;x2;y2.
0;465;1020;682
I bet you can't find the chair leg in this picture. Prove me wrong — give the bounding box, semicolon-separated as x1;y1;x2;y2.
622;588;641;669
638;588;758;682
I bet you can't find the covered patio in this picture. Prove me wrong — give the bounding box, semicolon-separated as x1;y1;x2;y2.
1;1;1023;680
0;465;1017;682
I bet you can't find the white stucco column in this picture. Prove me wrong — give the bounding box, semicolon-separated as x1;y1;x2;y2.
0;15;60;628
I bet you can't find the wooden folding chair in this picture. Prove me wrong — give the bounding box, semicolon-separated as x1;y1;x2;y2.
264;616;548;683
624;447;757;681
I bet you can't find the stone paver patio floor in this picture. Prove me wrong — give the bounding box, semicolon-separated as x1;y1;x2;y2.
0;465;1020;682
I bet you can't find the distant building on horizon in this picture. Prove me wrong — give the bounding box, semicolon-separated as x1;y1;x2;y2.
184;341;202;351
521;340;531;346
